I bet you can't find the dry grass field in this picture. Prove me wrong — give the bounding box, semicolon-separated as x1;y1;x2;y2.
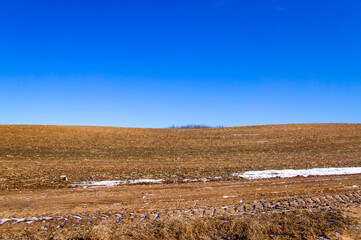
1;123;361;239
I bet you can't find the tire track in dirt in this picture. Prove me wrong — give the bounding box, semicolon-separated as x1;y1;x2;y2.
1;190;360;234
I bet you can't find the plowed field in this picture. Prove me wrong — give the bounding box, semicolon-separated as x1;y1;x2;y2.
1;124;361;239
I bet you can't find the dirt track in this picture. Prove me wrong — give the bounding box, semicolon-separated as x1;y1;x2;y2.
1;174;361;234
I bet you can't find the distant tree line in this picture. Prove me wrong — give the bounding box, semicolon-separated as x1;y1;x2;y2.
168;124;224;129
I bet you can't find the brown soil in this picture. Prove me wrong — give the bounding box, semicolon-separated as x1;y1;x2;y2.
1;124;361;239
1;177;361;239
1;124;361;190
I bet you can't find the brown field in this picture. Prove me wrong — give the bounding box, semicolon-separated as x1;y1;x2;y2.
1;123;361;239
1;123;361;190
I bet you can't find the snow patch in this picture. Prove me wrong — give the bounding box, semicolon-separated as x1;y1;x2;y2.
232;167;361;180
0;217;52;225
223;195;236;198
183;178;209;183
75;180;121;188
0;219;11;225
128;179;164;184
71;178;164;188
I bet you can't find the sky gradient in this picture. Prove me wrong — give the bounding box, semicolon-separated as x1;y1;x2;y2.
1;0;360;128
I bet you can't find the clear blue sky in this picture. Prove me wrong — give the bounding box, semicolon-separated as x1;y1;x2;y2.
1;0;360;128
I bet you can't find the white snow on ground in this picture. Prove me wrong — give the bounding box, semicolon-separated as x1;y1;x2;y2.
183;176;222;183
232;167;361;180
128;179;164;184
70;167;361;187
223;196;237;198
0;217;52;225
72;180;122;188
183;178;209;183
0;219;10;225
71;179;164;188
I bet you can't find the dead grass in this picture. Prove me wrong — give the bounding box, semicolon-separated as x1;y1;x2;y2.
1;124;361;190
1;209;353;240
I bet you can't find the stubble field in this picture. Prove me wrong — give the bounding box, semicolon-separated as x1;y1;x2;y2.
1;124;361;239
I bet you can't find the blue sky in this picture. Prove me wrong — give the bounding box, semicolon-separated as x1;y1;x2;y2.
1;0;360;127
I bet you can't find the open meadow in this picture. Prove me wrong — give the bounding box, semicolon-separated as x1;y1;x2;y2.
1;124;361;239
